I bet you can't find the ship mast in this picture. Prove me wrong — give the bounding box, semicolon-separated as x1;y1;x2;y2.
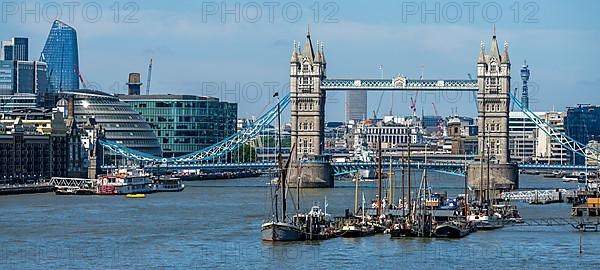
407;135;412;216
276;92;286;222
401;157;405;216
377;124;383;217
388;158;394;208
354;173;359;215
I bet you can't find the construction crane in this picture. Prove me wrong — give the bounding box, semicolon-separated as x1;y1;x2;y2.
431;102;445;138
74;64;87;89
373;91;385;119
409;92;419;116
409;65;425;116
146;58;153;95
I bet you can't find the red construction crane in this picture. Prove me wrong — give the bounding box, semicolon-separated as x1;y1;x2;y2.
74;64;87;89
410;91;419;116
431;102;445;137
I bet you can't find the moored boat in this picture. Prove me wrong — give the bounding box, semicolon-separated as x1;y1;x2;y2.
152;177;185;192
339;223;377;238
96;168;153;195
434;220;473;238
261;222;304;241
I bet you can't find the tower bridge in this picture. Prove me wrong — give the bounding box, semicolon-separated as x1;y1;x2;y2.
288;28;516;192
95;28;600;192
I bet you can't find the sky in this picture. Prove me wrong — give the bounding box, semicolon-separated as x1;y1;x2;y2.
1;0;599;121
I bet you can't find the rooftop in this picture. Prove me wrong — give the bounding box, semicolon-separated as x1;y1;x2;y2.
118;94;225;102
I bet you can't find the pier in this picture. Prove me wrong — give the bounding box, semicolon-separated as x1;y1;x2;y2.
0;182;54;195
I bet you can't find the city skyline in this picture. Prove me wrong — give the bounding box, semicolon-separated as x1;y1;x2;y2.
1;0;598;121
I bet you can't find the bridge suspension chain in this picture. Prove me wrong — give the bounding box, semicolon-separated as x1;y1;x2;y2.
98;93;291;163
509;93;600;162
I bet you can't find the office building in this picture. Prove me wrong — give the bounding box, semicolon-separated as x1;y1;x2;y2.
509;112;538;163
361;117;424;149
0;108;68;182
1;37;28;61
0;60;48;112
534;111;568;164
565;105;600;164
510;111;569;164
119;94;237;157
0;60;48;95
345;90;367;123
58;89;162;157
41;20;79;92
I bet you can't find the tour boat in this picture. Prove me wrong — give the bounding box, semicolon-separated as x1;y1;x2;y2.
96;168;153;195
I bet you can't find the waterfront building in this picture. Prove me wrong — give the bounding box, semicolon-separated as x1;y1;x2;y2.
41;20;79;93
509;111;569;164
586;140;600;167
565;105;600;164
0;108;68;183
509;111;538;163
534;111;568;164
324;121;349;149
58;89;162;157
345;91;367;123
119;94;237;157
361;117;424;149
1;37;28;61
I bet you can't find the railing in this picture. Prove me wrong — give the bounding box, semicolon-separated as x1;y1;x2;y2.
321;78;478;91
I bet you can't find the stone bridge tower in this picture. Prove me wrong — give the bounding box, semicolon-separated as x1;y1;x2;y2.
288;29;333;188
468;29;519;197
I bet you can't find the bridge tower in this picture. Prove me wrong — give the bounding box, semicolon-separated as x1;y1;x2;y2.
288;29;333;188
468;29;519;196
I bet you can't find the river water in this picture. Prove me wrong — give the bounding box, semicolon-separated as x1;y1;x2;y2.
0;173;598;269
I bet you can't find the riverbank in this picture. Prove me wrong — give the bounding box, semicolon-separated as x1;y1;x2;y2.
0;183;54;195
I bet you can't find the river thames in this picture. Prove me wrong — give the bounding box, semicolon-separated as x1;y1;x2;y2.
1;173;599;269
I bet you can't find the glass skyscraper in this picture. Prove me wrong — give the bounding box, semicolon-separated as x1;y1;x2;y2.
565;105;600;164
119;94;238;157
41;20;79;93
1;37;28;61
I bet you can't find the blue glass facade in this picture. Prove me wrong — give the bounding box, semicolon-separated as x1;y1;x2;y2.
565;105;600;164
0;60;13;95
41;20;79;92
120;95;237;157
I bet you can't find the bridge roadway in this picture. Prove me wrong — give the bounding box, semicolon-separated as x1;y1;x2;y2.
102;161;597;173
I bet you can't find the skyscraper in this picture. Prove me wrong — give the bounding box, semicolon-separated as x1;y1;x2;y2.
1;37;28;61
345;90;367;123
565;105;600;164
41;20;79;93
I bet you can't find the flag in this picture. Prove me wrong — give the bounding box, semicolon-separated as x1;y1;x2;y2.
273;92;279;97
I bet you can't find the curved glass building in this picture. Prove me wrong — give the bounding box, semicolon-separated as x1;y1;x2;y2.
41;20;79;92
61;89;162;156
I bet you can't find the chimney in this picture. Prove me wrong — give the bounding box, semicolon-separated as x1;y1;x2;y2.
127;73;142;95
67;95;75;119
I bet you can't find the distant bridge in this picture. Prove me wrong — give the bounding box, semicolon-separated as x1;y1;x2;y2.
102;161;597;176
